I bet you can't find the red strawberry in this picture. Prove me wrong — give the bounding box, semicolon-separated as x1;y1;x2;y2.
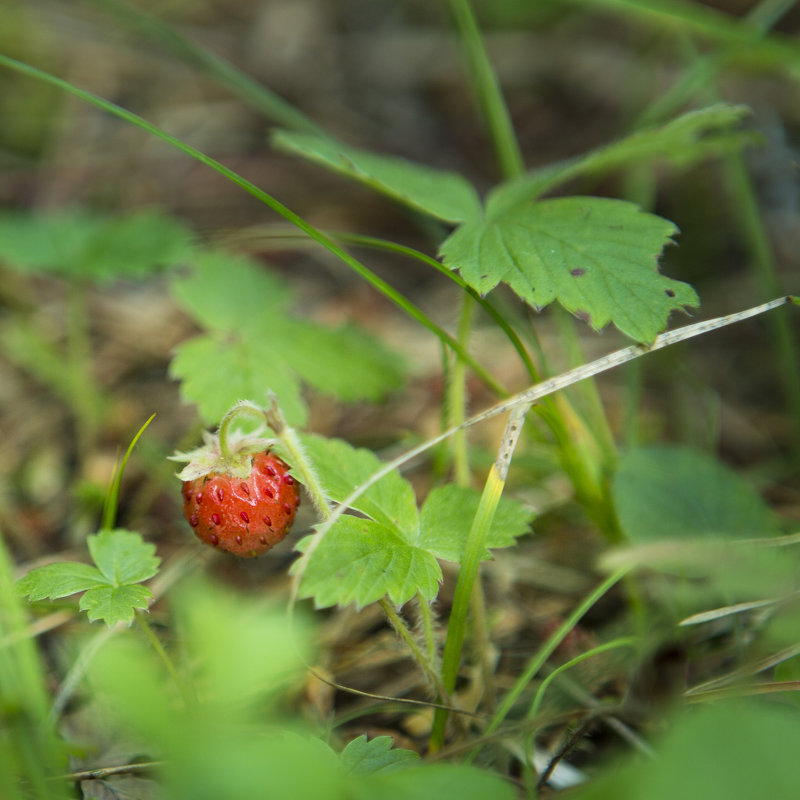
173;434;300;557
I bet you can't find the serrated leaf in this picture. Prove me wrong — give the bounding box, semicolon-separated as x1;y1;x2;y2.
170;332;309;426
17;562;108;601
87;530;160;586
299;434;419;534
79;584;153;626
341;735;420;775
170;255;404;426
613;446;778;543
489;104;756;211
295;517;442;608
0;208;193;280
272;130;482;223
440;196;697;343
418;484;534;562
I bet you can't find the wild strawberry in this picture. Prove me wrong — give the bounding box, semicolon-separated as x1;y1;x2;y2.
171;432;300;558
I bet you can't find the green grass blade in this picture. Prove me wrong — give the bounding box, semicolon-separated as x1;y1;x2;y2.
448;0;524;179
101;413;157;531
431;402;531;749
483;568;631;742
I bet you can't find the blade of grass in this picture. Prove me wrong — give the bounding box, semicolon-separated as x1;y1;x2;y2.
480;568;632;746
449;0;524;179
101;413;157;531
431;402;532;750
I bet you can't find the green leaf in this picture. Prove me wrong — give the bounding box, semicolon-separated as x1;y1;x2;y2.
171;250;291;331
492;103;756;208
358;763;516;800
170;254;404;426
300;434;419;534
280;320;405;403
17;530;160;627
613;446;778;543
0;208;193;280
271;130;482;224
418;484;534;562
170;332;308;427
295;517;442;608
17;562;108;601
440;196;696;343
88;529;160;585
340;735;420;775
79;584;153;626
573;701;800;800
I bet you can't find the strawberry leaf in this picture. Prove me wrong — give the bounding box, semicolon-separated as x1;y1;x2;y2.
440;196;696;344
79;584;153;627
613;446;779;543
341;735;420;775
88;529;160;585
0;208;193;280
17;530;160;627
294;437;533;608
418;484;534;562
299;434;419;533
17;562;108;601
170;332;308;427
170;253;404;426
295;517;442;608
271;130;482;223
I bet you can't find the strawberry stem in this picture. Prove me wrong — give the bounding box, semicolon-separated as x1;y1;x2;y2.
217;400;268;461
264;396;331;520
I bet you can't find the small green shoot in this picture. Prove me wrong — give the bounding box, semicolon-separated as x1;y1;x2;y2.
17;529;160;627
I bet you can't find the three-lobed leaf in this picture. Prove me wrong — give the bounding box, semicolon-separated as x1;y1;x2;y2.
170;253;404;427
17;529;160;627
440;196;697;344
294;436;534;608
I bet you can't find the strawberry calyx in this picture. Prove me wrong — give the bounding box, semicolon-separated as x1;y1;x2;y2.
169;429;276;481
